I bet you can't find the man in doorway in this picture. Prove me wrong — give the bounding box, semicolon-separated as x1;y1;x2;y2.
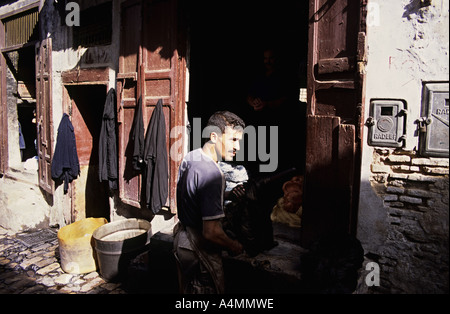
247;48;289;113
173;111;246;294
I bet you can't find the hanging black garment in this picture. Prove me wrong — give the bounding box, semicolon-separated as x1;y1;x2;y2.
51;113;80;194
143;99;168;214
99;88;118;190
132;97;145;171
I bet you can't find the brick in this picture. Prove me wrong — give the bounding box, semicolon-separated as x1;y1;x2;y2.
412;158;449;167
407;189;435;198
392;165;411;171
387;202;404;208
410;166;420;172
430;158;450;167
20;256;44;269
386;186;405;194
36;262;61;275
37;276;55;287
407;174;439;182
386;155;411;163
80;277;104;292
384;195;398;201
399;195;422;204
83;272;99;280
54;273;74;285
35;257;57;268
371;164;391;173
31;243;51;252
422;167;449;175
389;173;409;180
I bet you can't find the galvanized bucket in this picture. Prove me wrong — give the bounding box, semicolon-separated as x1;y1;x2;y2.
92;218;152;282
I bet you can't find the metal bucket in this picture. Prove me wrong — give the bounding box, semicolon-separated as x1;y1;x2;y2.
92;218;152;282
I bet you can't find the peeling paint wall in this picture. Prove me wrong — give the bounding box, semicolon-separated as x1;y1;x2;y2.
357;0;449;293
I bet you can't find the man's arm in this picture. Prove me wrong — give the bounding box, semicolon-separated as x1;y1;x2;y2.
202;219;243;255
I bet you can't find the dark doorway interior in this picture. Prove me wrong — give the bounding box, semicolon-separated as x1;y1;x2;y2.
15;45;37;162
186;0;308;207
67;84;109;220
187;1;308;114
186;0;308;173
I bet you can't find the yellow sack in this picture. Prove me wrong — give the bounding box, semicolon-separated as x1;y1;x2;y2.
271;198;302;228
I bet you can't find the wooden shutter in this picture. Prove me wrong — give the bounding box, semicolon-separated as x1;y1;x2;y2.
117;0;142;208
117;0;186;212
301;0;367;247
35;38;54;194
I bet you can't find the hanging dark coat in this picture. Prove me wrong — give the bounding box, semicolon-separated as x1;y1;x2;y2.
143;99;168;214
132;97;145;171
99;88;118;190
51;113;80;194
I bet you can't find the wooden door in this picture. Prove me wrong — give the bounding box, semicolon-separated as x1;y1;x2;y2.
117;0;186;212
35;38;54;195
301;0;367;247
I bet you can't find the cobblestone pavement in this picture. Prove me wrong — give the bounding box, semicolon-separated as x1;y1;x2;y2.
0;226;127;294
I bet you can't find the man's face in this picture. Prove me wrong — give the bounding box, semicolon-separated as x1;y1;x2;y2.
263;50;276;71
215;126;243;161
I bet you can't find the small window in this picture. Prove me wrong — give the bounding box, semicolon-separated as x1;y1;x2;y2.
73;2;112;47
2;8;39;48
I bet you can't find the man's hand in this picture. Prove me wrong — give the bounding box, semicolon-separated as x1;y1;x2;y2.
229;239;244;256
203;220;244;256
230;184;245;200
247;97;265;111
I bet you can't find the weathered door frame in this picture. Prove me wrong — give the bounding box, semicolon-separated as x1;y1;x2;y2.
301;0;367;248
35;38;55;195
61;67;110;223
0;2;40;176
117;0;186;213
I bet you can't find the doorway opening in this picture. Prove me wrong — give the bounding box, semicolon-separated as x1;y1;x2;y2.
3;45;38;173
185;0;309;244
186;0;308;172
66;84;110;221
16;46;37;163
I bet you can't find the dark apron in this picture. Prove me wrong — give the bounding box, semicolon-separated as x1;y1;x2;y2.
173;222;225;294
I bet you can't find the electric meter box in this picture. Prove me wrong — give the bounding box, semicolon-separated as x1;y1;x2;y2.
419;83;449;157
368;100;407;148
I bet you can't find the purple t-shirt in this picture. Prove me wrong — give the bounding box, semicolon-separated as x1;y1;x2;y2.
176;149;225;230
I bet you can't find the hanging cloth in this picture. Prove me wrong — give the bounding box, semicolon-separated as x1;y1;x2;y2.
51;113;80;194
98;88;118;190
143;99;168;214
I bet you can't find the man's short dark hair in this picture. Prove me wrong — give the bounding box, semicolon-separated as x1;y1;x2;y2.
205;111;245;134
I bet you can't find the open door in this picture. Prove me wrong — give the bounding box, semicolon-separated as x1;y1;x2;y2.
301;0;367;247
35;38;54;195
117;0;186;212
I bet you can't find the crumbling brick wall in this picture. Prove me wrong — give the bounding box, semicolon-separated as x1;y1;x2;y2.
365;149;448;293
